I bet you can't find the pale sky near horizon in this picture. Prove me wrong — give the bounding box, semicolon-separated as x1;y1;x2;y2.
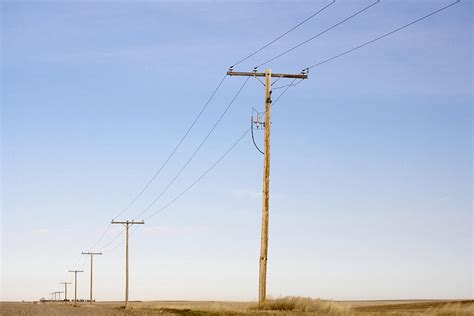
1;0;472;302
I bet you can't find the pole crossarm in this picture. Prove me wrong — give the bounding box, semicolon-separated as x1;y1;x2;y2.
227;70;308;79
111;220;145;225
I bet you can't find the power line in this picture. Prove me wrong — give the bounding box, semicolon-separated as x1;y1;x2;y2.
255;0;380;68
68;0;327;266
86;224;111;252
303;0;461;70
57;0;462;296
102;224;138;254
62;71;301;282
143;77;300;222
83;0;460;256
102;236;126;254
81;74;228;252
231;0;336;67
132;76;251;220
144;129;249;221
96;228;125;252
114;73;228;220
58;0;313;285
92;77;254;253
99;78;301;254
73;76;241;270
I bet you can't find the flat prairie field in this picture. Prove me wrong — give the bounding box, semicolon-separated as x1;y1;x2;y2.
0;299;473;315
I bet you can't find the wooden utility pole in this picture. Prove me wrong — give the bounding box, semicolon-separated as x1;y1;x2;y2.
60;282;71;302
227;67;308;306
111;220;145;309
55;291;64;301
81;251;102;304
68;270;83;306
259;68;272;305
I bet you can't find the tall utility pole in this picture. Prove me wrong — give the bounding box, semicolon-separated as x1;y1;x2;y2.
81;251;102;304
111;220;145;309
227;67;308;306
68;270;84;306
60;282;71;302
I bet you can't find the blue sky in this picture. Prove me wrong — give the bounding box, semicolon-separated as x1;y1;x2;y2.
1;0;472;301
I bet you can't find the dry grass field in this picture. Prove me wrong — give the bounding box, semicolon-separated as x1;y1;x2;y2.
1;298;473;315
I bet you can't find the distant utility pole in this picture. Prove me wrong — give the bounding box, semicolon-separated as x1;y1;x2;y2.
111;220;145;309
55;291;64;301
60;282;71;302
81;251;102;304
227;67;308;306
68;270;84;306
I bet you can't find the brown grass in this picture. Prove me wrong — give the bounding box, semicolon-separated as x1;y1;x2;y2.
1;300;473;315
253;296;348;315
427;302;474;316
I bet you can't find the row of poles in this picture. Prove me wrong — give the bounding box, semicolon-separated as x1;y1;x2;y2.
52;220;144;308
43;0;461;308
49;69;307;309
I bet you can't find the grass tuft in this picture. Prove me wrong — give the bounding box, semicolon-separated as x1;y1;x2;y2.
253;296;348;314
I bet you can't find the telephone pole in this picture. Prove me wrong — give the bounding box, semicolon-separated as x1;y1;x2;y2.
81;251;102;304
55;291;64;301
68;270;84;306
227;67;308;306
60;282;71;302
111;220;145;309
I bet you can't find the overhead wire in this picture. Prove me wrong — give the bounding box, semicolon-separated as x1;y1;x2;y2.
87;0;333;253
142;77;300;222
81;74;228;252
85;224;111;252
99;76;302;253
102;234;127;254
132;76;251;220
57;0;462;293
231;0;336;67
70;0;335;260
255;0;380;68
92;0;462;256
113;73;228;220
125;0;459;265
81;0;460;253
96;227;125;252
302;0;461;70
272;78;305;90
